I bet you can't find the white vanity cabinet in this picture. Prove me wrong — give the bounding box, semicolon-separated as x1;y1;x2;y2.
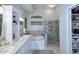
30;35;46;50
16;40;32;54
31;39;45;50
15;34;47;54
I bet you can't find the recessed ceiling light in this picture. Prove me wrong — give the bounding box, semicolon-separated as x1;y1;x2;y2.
48;4;55;8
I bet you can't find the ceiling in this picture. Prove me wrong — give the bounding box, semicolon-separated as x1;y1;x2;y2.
31;4;58;20
31;4;51;10
15;4;58;20
20;4;57;13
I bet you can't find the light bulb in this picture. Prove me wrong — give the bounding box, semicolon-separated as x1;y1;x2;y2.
48;4;55;8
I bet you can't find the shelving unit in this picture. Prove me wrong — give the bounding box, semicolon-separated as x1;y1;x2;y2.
72;13;79;53
27;16;44;32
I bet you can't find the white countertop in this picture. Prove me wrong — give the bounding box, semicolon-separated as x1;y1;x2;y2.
0;35;31;54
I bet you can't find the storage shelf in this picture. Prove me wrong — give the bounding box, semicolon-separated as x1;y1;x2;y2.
72;28;79;30
72;13;79;54
72;48;79;49
72;42;79;44
72;38;79;39
72;34;79;36
72;14;79;15
72;22;79;23
72;19;79;20
72;35;79;36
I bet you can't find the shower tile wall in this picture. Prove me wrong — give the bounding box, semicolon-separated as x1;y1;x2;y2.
47;20;59;45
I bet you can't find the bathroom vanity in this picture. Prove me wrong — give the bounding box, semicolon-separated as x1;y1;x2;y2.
0;35;46;54
29;34;47;50
16;34;47;54
0;35;31;54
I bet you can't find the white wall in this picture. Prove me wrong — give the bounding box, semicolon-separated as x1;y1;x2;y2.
13;5;28;38
27;7;58;30
3;5;13;44
27;6;59;45
28;7;58;21
57;4;76;54
13;5;28;18
1;5;28;43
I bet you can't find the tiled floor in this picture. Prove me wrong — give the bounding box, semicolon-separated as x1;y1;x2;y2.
32;44;59;54
47;44;60;54
32;50;54;54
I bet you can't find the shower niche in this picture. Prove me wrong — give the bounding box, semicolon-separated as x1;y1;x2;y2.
72;6;79;53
